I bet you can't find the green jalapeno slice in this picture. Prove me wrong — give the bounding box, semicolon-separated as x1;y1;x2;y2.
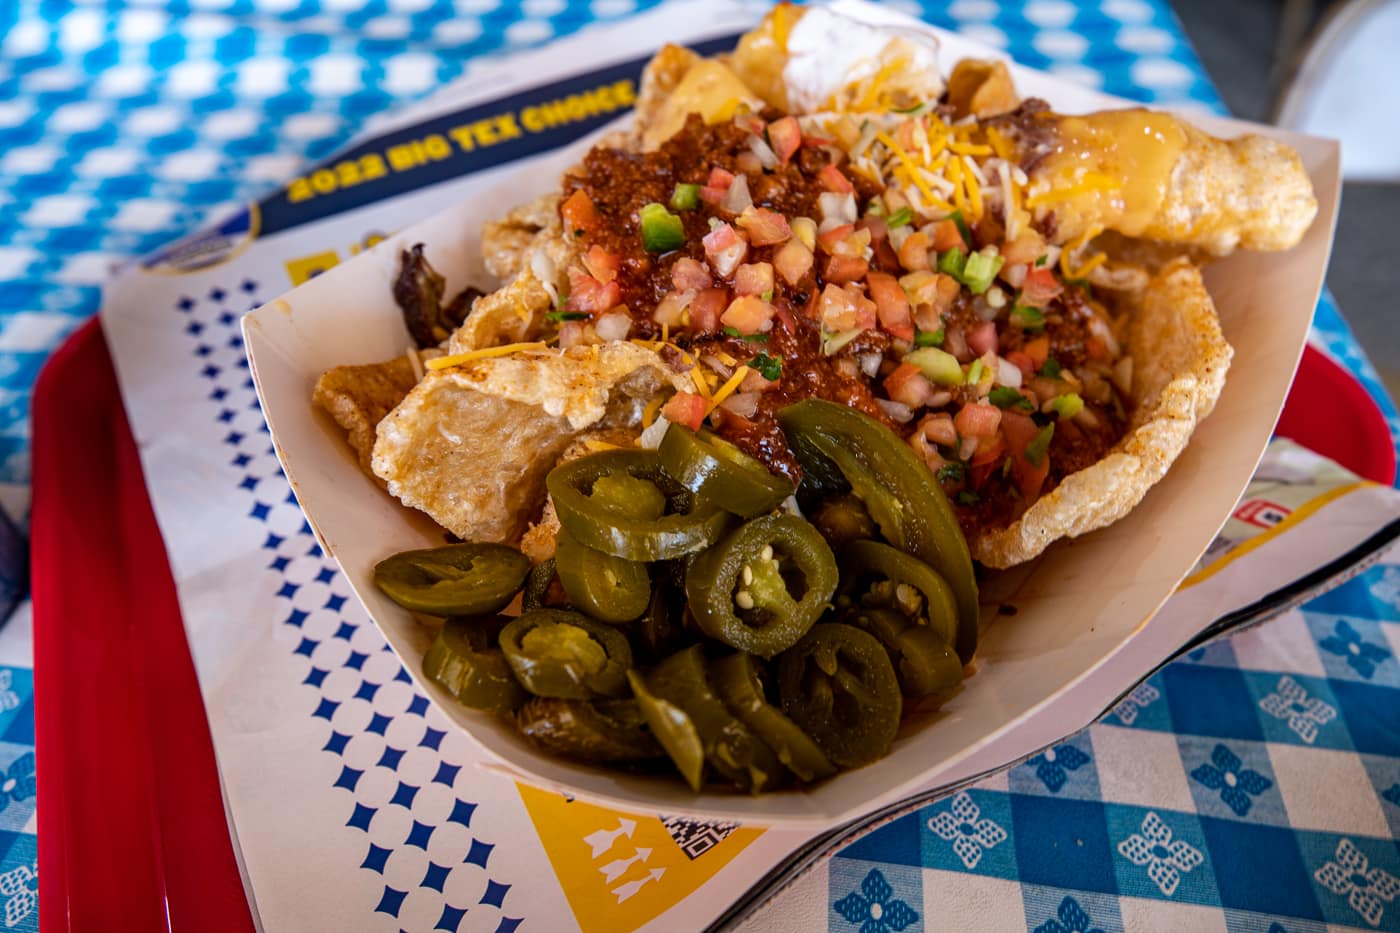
554;527;651;623
811;494;877;548
499;609;633;699
778;399;979;663
515;697;664;763
659;425;795;518
522;558;569;612
627;670;706;791
642;646;787;793
547;449;729;561
422;616;527;712
709;652;835;782
634;568;691;664
838;540;959;651
686;514;838;658
777;623;902;768
849;608;964;698
374;543;531;617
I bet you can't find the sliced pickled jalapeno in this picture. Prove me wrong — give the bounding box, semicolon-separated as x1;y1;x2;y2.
375;543;531;616
686;514;838;658
634;570;690;664
628;670;705;791
709;652;835;782
811;494;877;548
777;623;903;768
838;540;959;650
850;608;963;698
659;425;795;518
554;527;651;623
779;399;979;663
522;558;569;612
499;609;633;699
547;449;729;561
422;616;526;712
643;646;787;794
515;697;663;763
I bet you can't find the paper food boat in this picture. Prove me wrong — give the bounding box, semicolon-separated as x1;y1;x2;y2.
243;3;1340;827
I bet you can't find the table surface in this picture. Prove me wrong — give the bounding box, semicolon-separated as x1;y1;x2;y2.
2;2;1399;932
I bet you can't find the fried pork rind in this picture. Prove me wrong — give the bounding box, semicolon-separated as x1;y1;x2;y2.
945;59;1019;119
371;343;690;543
313;356;419;481
479;193;563;281
972;259;1232;568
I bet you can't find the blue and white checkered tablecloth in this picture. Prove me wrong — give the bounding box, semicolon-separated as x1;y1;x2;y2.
1;3;1398;932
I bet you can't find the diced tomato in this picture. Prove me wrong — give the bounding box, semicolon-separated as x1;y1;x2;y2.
967;320;998;357
1005;350;1036;380
818;163;854;193
934;273;961;311
560;189;599;236
773;238;814;287
703;222;748;277
699;185;728;206
823;254;869;284
707;167;735;188
1020;267;1063;307
671;257;712;291
818;283;858;331
582;244;619;284
736;206;792;246
735;114;766;136
856;215;889;244
931;218;967;252
968;433;1008;489
1001;410;1050;501
817;223;855;255
866;272;914;341
884;362;934;409
898;231;931;272
688;287;728;333
1023;334;1050;368
721;294;776;334
732;262;774;297
662;392;708;432
801;134;834;148
767;115;802;164
918;412;958;447
734;152;764;175
564;266;619;313
954;402;1002;438
847;284;877;330
1002;230;1046;265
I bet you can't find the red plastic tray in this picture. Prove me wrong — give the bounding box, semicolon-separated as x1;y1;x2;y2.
30;318;1396;931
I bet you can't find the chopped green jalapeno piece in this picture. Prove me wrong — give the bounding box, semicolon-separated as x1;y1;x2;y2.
937;246;966;278
778;400;979;663
849;607;963;698
913;328;944;348
838;539;960;653
886;206;914;228
960;249;1004;295
554;527;651;623
1048;393;1084;420
686;514;838;658
659;425;795;518
1025;423;1055;466
641;646;786;793
905;346;963;386
777;623;902;768
422;615;527;712
640;202;685;253
499;609;633;699
709;653;835;782
627;670;705;791
669;183;701;211
515;697;663;763
547;449;729;562
1009;304;1045;332
374;543;530;617
989;385;1034;411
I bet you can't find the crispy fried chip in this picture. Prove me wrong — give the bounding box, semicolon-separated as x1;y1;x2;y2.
519;429;638;564
312;356;419;480
973;258;1232;567
479;193;563;281
945;59;1019;120
372;343;689;543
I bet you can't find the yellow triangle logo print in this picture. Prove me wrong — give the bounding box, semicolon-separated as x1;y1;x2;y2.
516;784;764;933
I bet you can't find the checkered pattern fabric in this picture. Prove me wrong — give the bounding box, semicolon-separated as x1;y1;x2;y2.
2;3;1397;932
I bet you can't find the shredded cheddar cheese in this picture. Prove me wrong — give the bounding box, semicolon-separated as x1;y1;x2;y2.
642;396;664;429
426;342;548;370
583;438;621;452
706;365;751;414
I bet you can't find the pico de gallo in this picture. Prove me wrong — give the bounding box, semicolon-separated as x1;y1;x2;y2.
549;101;1132;540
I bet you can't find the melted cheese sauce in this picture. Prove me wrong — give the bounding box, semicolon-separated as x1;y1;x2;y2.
1033;109;1187;238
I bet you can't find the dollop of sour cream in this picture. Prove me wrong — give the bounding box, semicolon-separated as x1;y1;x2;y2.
782;7;944;113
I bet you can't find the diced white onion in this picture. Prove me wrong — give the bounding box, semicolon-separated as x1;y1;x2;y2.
531;247;558;289
748;134;779;170
722;174;753;214
818;192;857;225
986;286;1007;310
595;311;631;342
927;390;953;409
1112;356;1134;395
640;416;671;449
876;399;914;423
558;321;588;349
1002;263;1028;289
958;436;980;460
888;224;911;252
720;391;760;418
858;352;883;378
996;356;1022;388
